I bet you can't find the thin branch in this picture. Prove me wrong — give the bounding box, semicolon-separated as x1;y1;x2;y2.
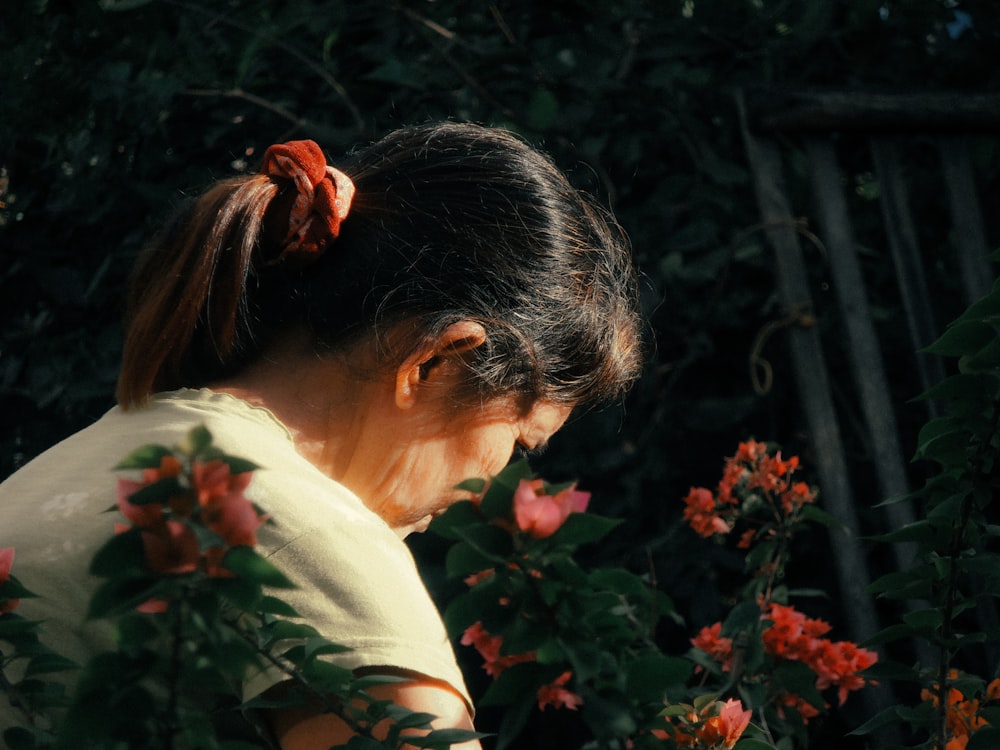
163;0;366;133
396;5;517;122
183;87;309;130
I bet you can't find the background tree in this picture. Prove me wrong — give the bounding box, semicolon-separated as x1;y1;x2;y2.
2;2;999;748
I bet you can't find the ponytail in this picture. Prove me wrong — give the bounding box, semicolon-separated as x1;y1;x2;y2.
116;175;276;407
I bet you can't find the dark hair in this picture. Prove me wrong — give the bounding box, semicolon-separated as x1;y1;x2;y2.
118;122;642;408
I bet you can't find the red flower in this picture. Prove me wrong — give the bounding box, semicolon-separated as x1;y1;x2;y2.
463;569;496;587
537;671;582;711
512;478;589;539
658;698;752;749
460;621;535;677
691;622;735;672
781;481;816;513
116;453;264;579
699;698;752;749
0;547;20;614
777;691;820;721
140;520;200;575
682;486;731;538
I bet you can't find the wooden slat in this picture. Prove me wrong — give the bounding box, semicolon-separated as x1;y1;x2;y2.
737;92;879;645
869;137;946;413
804;137;918;564
938;137;994;304
745;89;1000;134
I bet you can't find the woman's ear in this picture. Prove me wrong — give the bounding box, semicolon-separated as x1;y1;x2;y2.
394;321;487;409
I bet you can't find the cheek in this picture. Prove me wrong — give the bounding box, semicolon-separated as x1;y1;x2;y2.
475;431;517;477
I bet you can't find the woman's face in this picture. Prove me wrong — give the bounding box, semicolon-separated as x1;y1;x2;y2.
353;394;572;534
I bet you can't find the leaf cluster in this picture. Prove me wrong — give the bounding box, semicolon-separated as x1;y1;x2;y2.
432;461;773;750
2;427;480;749
860;273;1000;748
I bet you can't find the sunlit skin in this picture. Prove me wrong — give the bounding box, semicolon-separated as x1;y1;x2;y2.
213;320;572;750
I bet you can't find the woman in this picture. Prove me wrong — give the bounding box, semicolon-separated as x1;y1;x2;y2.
0;122;642;747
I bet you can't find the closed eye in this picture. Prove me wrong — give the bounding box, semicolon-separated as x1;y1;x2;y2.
515;441;548;460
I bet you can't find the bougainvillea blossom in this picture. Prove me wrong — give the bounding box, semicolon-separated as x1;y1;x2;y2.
690;622;735;672
117;453;263;579
682;486;731;538
693;602;878;719
512;478;590;538
460;621;535;678
656;698;752;749
920;671;1000;748
536;670;582;711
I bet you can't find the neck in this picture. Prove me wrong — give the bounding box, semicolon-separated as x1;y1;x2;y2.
210;338;387;490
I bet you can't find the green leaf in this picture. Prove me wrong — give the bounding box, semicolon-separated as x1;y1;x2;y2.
479;461;533;520
798;504;844;530
25;652;79;676
577;685;638;740
547;512;622;546
625;654;692;701
962;336;1000;371
479;662;540;707
428;500;485;541
183;424;214;455
113;443;174;470
454;478;487;494
723;601;762;635
220;456;260;475
0;574;38;600
304;636;352;661
901;608;942;632
89;528;146;576
924;319;995;357
445;540;498;579
967;727;1000;750
124;476;186;506
221;546;295;588
772;660;824;708
0;615;43;638
916;372;997;403
265;619;322;644
734;740;778;750
86;575;164;619
456;523;513;563
861;623;921;646
258;595;300;616
407;728;490;748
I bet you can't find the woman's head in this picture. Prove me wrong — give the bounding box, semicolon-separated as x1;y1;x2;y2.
117;122;643;409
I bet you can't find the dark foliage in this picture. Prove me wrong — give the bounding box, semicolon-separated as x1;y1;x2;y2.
3;2;1000;748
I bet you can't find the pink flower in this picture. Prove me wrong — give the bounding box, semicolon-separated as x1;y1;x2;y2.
512;478;590;538
537;671;582;711
117;478;166;527
0;547;20;614
116;455;188;526
193;459;263;548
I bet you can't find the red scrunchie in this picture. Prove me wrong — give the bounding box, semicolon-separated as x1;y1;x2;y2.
261;139;355;263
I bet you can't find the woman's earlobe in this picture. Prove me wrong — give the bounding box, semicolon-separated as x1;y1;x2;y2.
395;363;422;410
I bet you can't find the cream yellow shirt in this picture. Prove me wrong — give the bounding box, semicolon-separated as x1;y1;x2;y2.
0;389;469;732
